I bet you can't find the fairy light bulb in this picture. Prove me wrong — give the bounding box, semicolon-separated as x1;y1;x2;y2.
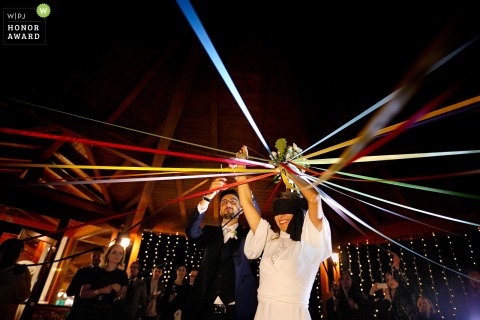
421;237;443;316
409;237;422;295
339;245;344;273
347;243;352;272
355;244;364;290
399;246;412;287
376;246;384;283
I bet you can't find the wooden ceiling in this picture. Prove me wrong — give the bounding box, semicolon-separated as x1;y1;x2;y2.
1;1;479;247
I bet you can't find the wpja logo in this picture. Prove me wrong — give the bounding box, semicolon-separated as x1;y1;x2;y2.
3;3;50;45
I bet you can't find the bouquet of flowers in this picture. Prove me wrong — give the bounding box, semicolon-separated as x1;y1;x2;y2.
269;138;308;185
270;138;303;164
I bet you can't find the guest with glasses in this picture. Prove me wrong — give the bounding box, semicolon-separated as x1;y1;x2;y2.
125;261;147;320
184;177;260;320
220;198;240;206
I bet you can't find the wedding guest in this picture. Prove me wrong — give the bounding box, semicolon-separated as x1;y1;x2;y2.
333;270;371;320
0;238;32;320
368;282;390;320
125;261;147;320
75;243;129;320
369;252;418;320
417;295;440;320
65;246;104;320
143;265;165;320
162;264;189;320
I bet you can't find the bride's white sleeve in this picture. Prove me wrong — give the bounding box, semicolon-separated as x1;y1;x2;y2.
244;218;270;259
302;211;332;263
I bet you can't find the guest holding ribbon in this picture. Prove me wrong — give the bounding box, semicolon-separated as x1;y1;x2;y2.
332;270;371;320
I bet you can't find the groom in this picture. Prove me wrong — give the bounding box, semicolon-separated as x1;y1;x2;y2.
184;177;260;320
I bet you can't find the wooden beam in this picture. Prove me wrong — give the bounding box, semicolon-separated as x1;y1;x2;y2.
175;178;187;223
82;145;113;208
0;176;122;229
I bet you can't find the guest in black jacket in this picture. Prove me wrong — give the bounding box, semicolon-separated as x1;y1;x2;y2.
125;261;147;320
162;263;189;320
65;246;104;320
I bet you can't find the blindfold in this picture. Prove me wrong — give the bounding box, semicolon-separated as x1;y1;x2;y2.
273;198;304;216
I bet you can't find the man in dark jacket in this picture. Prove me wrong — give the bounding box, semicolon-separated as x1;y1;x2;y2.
125;261;147;320
65;246;104;320
184;177;260;320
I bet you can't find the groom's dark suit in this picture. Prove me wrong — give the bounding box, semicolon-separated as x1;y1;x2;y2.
184;206;258;320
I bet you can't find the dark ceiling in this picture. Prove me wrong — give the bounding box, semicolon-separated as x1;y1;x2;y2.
1;1;479;247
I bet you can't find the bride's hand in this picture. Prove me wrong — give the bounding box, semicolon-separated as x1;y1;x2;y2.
236;145;248;165
230;145;248;180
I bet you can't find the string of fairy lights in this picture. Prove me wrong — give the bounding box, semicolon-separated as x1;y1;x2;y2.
338;245;346;273
398;246;410;285
355;244;365;292
457;231;479;313
421;237;442;316
447;234;465;318
185;240;202;270
365;240;374;287
409;237;422;293
346;244;353;274
435;234;455;316
312;271;322;316
451;235;467;298
376;245;385;283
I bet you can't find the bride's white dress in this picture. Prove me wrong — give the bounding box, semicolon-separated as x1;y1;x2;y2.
244;213;332;320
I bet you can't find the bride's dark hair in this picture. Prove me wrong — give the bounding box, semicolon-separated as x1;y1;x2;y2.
272;191;307;241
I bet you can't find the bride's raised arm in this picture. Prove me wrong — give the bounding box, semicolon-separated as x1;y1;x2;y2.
231;145;261;233
283;168;324;231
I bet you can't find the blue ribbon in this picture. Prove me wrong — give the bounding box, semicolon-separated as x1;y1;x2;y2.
176;0;273;158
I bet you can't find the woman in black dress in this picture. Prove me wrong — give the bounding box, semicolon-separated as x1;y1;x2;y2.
162;264;190;320
74;243;129;320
